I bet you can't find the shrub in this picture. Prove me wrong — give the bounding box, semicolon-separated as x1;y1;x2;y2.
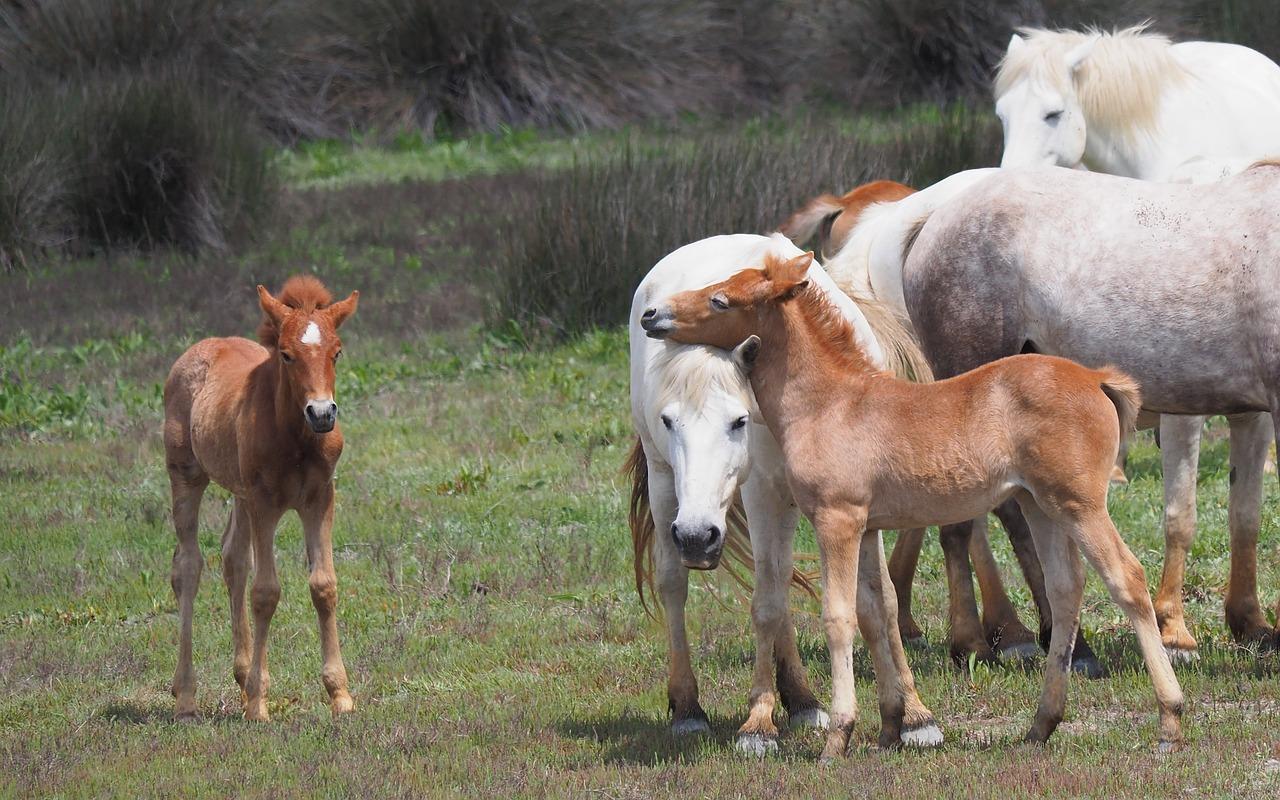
304;0;739;137
491;108;1001;336
61;70;276;255
0;0;315;139
0;84;71;270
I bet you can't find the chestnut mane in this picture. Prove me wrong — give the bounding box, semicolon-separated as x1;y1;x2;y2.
257;275;334;348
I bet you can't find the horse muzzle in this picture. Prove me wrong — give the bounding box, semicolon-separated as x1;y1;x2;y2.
640;306;674;339
672;521;724;570
305;399;338;433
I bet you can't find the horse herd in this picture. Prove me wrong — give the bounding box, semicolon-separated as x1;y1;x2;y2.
162;25;1280;761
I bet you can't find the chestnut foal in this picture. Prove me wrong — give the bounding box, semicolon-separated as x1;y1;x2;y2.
164;276;359;721
641;252;1183;755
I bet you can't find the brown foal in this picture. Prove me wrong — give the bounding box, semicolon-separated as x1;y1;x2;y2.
641;252;1183;755
164;276;358;721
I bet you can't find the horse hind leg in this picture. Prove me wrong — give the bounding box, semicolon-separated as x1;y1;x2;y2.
967;513;1038;662
938;520;996;666
992;500;1104;679
1152;414;1202;660
166;455;208;721
1076;507;1184;750
1224;413;1273;648
1012;495;1083;745
886;527;927;644
221;499;252;702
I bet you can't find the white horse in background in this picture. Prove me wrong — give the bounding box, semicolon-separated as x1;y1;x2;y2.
628;233;942;755
995;24;1280;660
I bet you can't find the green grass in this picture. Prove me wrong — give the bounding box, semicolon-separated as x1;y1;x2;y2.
2;109;1280;798
3;315;1280;797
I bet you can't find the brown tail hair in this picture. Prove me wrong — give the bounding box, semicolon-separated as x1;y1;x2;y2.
777;194;844;249
1097;367;1142;444
625;437;817;617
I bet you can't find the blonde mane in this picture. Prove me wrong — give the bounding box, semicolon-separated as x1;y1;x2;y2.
994;24;1189;142
647;342;756;421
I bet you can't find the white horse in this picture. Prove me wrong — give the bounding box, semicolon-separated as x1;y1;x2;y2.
995;24;1280;659
628;232;943;754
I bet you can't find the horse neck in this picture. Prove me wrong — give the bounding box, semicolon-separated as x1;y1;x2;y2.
261;355;323;455
749;289;877;444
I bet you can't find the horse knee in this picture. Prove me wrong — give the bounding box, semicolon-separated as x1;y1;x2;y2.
251;582;281;618
309;573;338;612
170;547;203;593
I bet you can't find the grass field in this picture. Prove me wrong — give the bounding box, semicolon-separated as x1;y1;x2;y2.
3;125;1280;799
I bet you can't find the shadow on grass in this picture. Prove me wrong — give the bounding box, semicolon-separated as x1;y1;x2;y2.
96;700;246;726
555;710;743;765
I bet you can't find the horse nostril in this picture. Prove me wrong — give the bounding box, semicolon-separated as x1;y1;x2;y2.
706;525;721;546
642;308;656;321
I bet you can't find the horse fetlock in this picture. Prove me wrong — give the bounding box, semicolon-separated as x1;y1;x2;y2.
789;706;830;731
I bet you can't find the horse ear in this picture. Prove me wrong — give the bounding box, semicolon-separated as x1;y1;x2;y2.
327;290;360;328
732;335;761;372
1064;34;1099;73
1007;32;1025;55
257;285;288;326
773;251;812;299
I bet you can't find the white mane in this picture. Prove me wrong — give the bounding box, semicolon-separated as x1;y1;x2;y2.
995;24;1189;142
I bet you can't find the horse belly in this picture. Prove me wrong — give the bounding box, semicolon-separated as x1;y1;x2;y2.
867;478;1018;531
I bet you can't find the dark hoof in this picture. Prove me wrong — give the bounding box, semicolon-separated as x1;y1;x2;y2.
1071;654;1107;680
1156;739;1182;754
671;715;711;737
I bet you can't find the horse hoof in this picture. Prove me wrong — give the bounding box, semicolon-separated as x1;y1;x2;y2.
331;693;355;717
790;707;830;731
1071;654;1107;679
174;710;199;723
735;733;778;758
904;635;928;649
1156;739;1182;755
997;641;1041;663
900;721;944;748
671;716;711;737
1164;646;1200;665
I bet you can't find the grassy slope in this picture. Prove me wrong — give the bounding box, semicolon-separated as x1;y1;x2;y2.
3;126;1280;799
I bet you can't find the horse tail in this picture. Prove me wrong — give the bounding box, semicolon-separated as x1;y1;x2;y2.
1097;367;1142;445
625;436;818;619
625;437;660;617
777;193;844;250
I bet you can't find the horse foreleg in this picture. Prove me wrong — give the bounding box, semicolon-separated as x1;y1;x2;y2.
813;504;867;761
938;520;994;665
860;531;942;748
736;472;821;757
647;466;706;736
1153;414;1202;660
1225;413;1273;647
244;503;284;722
886;528;926;644
967;514;1038;661
300;483;355;717
167;468;208;720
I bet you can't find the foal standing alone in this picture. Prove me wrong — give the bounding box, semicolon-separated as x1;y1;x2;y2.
641;252;1183;754
164;276;358;720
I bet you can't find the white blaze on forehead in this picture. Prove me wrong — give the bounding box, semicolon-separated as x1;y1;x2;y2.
300;321;322;346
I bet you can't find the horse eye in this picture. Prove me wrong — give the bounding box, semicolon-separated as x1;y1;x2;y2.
710;294;729;311
661;414;673;430
730;416;748;431
280;351;294;364
1044;110;1063;123
333;349;342;362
